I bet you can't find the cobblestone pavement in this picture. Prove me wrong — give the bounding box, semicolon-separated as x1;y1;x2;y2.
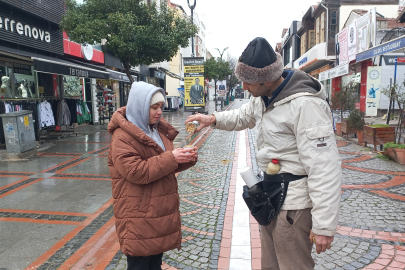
2;98;405;270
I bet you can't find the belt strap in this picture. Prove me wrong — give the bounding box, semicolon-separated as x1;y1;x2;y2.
263;172;307;183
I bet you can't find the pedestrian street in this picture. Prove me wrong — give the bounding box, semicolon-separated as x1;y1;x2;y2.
1;99;405;270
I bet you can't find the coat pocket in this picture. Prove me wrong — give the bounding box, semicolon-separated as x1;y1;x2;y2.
305;125;334;153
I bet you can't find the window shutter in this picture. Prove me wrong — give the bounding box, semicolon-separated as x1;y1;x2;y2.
301;32;307;56
321;13;325;43
309;30;315;49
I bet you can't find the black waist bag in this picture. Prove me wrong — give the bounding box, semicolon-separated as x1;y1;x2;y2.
243;173;307;226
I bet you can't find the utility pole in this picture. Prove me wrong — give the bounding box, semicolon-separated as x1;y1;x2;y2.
187;0;196;57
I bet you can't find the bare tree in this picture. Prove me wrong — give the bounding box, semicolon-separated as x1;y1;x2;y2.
226;54;240;97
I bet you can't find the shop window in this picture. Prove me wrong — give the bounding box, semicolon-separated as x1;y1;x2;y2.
331;26;336;40
341;65;361;103
331;10;337;25
0;63;14;99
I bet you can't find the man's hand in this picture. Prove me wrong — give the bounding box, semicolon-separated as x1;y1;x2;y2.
185;113;216;133
310;230;334;254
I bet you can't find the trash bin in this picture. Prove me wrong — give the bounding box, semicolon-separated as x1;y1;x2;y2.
225;97;229;105
0;110;36;154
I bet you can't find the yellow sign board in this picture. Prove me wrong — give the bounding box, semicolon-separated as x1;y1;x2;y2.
183;57;205;108
39;86;44;93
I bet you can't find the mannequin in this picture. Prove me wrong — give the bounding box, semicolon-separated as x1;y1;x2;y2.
1;76;12;98
18;80;28;98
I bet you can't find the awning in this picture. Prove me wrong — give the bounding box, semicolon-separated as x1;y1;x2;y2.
107;69;137;82
32;57;110;80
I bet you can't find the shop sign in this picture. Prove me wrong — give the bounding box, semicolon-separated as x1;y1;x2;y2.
356;8;377;54
0;5;63;55
33;59;110;80
335;27;349;66
81;44;94;61
357;36;405;62
13;63;32;75
108;71;136;82
348;22;357;62
299;57;308;66
319;64;349;81
383;56;405;66
183;57;205;109
365;66;381;117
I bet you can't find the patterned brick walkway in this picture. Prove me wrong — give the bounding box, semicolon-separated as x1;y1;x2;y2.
1;99;405;270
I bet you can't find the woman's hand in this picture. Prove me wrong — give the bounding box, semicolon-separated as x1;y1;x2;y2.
172;148;198;163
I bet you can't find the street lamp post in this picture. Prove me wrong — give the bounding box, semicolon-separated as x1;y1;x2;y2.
187;0;196;57
215;47;229;60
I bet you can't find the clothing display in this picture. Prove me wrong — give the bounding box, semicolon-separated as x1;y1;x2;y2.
57;99;72;127
76;100;92;125
96;81;117;122
38;101;55;129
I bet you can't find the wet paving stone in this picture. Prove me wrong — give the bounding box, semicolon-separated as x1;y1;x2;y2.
36;205;114;270
0;212;87;222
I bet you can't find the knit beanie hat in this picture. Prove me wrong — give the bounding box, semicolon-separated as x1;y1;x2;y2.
150;91;165;106
235;37;284;84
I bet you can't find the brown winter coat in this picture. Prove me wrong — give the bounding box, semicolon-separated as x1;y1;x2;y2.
107;107;196;256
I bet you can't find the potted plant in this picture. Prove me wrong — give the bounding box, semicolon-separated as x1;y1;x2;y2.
341;118;357;137
364;124;395;151
347;109;365;144
331;87;356;136
383;143;405;165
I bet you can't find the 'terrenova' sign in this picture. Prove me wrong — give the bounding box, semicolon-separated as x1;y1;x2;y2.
0;16;51;43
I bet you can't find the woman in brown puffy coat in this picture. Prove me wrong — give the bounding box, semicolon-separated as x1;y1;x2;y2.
108;82;197;270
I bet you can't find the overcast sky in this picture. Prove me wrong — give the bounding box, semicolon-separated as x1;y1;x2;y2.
172;0;321;59
75;0;323;59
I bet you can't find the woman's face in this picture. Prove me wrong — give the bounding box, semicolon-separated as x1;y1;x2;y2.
149;102;164;125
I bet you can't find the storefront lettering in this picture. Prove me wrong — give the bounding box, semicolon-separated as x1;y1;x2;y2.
0;16;50;43
299;57;308;66
69;68;89;78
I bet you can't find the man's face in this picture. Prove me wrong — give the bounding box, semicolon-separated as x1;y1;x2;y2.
243;82;272;97
195;78;200;85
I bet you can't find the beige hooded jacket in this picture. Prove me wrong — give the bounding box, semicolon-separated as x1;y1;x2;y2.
213;69;342;236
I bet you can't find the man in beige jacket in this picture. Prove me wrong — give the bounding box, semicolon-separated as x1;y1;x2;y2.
186;37;342;269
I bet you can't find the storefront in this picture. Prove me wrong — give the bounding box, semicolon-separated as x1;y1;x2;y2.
0;3;112;144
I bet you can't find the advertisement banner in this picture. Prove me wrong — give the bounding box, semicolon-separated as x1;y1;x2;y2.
216;80;227;99
365;67;382;116
348;22;357;62
183;57;205;108
338;28;349;66
356;9;376;54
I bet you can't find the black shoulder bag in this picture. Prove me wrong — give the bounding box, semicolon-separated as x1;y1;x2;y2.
243;172;307;226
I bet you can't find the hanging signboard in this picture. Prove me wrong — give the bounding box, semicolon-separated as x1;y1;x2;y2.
365;66;382;116
183;57;205;112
